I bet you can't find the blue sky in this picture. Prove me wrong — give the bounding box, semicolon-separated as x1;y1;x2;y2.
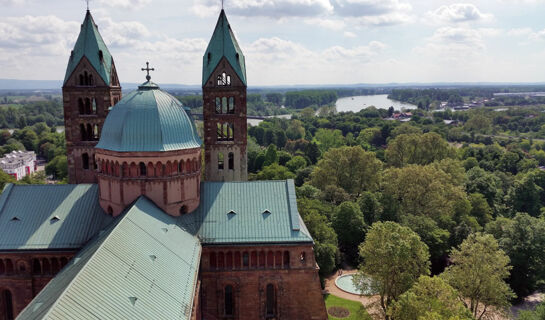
1;0;545;85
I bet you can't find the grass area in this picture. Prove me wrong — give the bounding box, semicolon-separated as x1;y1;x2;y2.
324;294;371;320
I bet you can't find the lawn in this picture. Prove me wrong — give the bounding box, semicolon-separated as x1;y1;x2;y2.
324;294;371;320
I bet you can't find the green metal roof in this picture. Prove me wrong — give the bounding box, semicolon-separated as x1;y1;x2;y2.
63;10;113;86
202;10;247;86
0;184;112;250
96;81;202;152
17;197;201;320
180;180;313;244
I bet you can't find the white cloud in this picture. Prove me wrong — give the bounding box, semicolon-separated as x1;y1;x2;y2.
304;18;345;30
193;0;333;18
529;29;545;40
98;0;151;9
0;0;25;4
343;31;356;38
332;0;413;26
507;27;532;36
427;3;492;24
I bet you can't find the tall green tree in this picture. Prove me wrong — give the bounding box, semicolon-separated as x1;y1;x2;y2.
355;222;430;319
486;213;545;299
389;276;473;320
332;201;366;261
442;233;514;320
386;133;454;167
311;146;382;198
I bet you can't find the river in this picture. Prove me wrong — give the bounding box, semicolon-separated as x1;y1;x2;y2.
335;94;416;113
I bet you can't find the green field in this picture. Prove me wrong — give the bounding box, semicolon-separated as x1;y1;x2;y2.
324;294;371;320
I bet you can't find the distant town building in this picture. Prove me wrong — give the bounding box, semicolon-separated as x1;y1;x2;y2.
0;150;36;180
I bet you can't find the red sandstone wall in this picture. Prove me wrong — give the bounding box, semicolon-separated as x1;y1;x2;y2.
199;245;327;320
0;251;75;318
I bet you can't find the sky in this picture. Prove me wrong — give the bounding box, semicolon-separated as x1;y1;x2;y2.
1;0;545;86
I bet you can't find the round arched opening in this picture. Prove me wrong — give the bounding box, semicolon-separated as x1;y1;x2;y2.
180;205;188;215
107;206;113;215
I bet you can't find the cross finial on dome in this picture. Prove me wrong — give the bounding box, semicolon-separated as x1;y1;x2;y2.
141;62;155;81
221;0;224;9
85;0;90;11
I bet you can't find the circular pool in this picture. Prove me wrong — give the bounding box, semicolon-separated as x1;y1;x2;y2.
335;274;376;295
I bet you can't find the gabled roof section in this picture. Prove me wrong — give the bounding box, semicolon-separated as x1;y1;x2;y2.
202;10;247;86
180;180;313;244
0;184;112;250
63;10;113;86
17;197;201;320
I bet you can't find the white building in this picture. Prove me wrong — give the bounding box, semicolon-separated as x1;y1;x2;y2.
0;150;36;180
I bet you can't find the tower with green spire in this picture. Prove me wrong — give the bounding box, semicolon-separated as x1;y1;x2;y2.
62;10;122;184
202;9;247;182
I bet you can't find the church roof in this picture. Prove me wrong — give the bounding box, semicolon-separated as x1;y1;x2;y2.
63;10;113;86
17;197;201;320
180;180;313;244
96;80;202;152
0;184;112;251
202;10;247;86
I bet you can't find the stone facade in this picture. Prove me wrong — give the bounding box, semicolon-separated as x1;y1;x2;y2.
63;57;121;184
95;148;202;216
203;58;248;182
0;252;75;318
197;245;327;320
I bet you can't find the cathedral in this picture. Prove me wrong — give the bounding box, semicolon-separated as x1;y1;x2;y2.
0;8;327;320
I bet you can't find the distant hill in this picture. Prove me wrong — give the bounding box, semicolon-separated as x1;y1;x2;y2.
2;78;545;91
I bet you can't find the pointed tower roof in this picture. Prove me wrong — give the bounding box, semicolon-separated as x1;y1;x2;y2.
64;10;113;86
202;10;247;86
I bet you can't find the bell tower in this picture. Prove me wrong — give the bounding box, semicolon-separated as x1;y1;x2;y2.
62;10;122;183
202;10;247;181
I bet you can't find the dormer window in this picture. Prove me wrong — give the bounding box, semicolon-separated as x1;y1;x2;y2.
98;50;103;62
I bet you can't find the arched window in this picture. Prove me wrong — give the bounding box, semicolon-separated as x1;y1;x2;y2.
185;160;191;173
0;260;5;274
122;163;129;177
51;258;59;273
300;252;306;264
275;251;282;269
228;123;234;141
218;153;224;170
225;285;234;316
234;252;241;269
84;71;89;85
32;259;41;274
226;252;233;269
222;97;228;114
228;97;235;113
139;162;146;176
180;206;187;215
89;74;94;86
92;98;97;114
79;74;84;86
98;50;103;62
228;153;234;170
78;98;84;114
80;124;86;141
218;252;225;269
93;125;99;140
42;259;50;274
210;252;217;270
179;160;184;173
85;98;91;114
217;123;224;140
251;252;257;268
60;257;68;267
2;289;14;320
266;284;276;318
5;260;13;274
259;252;265;268
215;97;221;114
267;251;274;268
283;251;290;269
86;124;92;140
107;206;113;215
82;153;89;170
243;252;249;268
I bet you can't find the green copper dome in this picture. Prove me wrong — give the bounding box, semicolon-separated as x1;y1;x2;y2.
96;81;202;152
